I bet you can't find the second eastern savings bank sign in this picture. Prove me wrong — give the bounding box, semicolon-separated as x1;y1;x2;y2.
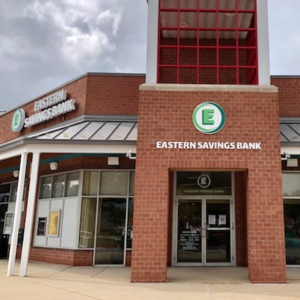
156;102;261;150
11;90;76;132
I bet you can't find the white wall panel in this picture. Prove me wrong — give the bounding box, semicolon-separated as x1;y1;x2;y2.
61;197;80;248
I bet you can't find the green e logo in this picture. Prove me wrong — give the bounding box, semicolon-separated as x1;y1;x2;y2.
192;102;226;134
202;109;214;125
11;109;26;132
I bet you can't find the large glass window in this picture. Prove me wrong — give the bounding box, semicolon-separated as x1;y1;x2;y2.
83;171;99;195
176;172;232;196
283;173;300;265
39;177;52;199
10;181;26;202
52;174;65;198
100;172;128;195
282;173;300;197
284;200;300;265
79;170;135;264
0;184;10;234
39;172;80;199
79;198;97;248
66;172;79;197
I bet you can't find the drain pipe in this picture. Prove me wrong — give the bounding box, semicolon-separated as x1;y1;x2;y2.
126;150;136;160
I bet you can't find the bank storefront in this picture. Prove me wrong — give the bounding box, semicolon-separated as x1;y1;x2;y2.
34;170;135;266
173;171;234;266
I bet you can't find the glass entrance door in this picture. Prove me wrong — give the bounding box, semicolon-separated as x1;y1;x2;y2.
94;198;126;265
176;199;232;265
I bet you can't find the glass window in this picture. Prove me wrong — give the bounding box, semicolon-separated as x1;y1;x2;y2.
10;182;18;202
79;198;97;248
0;184;10;203
83;171;99;195
100;172;128;196
10;181;26;202
282;173;300;197
66;172;80;197
39;177;52;199
176;172;232;196
129;172;135;196
284;199;300;265
52;174;65;198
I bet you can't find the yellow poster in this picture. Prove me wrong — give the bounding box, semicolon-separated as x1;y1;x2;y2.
48;211;60;236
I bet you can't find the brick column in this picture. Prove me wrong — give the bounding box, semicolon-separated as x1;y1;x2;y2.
247;167;286;283
131;158;169;282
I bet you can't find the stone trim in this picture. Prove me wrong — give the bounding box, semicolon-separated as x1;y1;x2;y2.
140;84;278;93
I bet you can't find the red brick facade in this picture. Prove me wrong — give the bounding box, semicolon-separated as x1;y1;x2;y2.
0;73;144;145
131;85;286;283
1;74;299;283
271;77;300;117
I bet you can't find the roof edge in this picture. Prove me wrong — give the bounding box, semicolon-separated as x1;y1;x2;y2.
2;72;146;115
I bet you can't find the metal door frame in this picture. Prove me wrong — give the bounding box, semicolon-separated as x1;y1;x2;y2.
172;171;236;267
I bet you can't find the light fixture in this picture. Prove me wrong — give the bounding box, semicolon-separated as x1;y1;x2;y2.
126;150;136;160
180;22;189;28
108;157;119;166
13;170;19;178
225;13;236;17
281;152;290;161
50;162;58;170
287;159;298;167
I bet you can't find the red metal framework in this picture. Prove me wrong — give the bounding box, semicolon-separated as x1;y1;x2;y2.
157;0;258;85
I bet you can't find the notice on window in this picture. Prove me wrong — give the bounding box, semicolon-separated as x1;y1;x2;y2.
208;215;216;225
219;215;226;225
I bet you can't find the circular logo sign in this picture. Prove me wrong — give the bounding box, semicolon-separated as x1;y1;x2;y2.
197;175;211;189
11;109;26;132
192;102;226;134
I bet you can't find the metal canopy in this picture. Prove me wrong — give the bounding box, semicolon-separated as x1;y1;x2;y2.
280;123;300;143
29;120;138;141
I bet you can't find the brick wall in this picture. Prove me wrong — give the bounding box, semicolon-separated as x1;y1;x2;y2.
0;74;145;145
29;247;93;266
271;77;300;117
131;84;286;283
85;74;145;115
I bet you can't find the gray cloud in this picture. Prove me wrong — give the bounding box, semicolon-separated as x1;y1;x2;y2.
0;0;299;112
0;0;148;111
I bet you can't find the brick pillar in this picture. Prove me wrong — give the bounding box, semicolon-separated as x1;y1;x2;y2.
247;167;286;283
131;158;169;283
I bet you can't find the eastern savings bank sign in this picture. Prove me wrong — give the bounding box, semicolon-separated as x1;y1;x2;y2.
11;90;76;132
156;102;261;150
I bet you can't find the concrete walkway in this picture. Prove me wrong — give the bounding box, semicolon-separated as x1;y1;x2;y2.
0;260;300;300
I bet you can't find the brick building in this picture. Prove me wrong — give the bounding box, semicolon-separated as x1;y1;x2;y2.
0;0;300;284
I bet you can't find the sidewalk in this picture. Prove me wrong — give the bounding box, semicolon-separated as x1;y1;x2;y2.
0;260;300;300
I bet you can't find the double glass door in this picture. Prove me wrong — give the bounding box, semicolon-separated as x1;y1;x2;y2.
176;198;233;266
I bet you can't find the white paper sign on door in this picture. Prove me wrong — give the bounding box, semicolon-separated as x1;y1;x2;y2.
219;215;226;225
208;215;216;225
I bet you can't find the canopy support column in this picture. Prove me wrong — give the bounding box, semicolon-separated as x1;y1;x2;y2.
19;152;40;277
7;152;28;276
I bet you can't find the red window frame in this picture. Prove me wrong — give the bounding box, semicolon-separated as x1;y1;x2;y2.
157;0;258;85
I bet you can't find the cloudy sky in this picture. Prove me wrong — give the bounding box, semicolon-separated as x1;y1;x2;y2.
0;0;299;112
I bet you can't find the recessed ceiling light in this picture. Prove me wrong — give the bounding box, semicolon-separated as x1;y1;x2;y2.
180;22;189;28
225;13;236;17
